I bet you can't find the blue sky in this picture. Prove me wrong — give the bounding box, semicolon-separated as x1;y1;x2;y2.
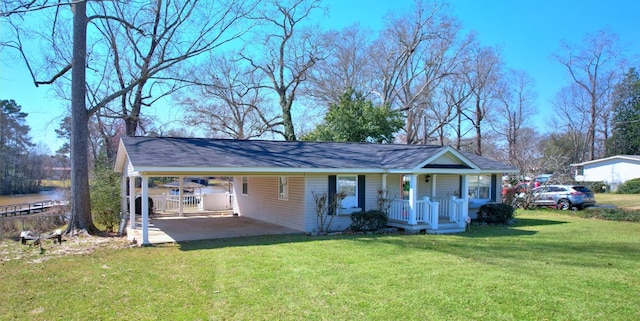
1;0;638;153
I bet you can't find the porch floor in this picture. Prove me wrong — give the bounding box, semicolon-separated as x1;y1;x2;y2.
127;214;301;244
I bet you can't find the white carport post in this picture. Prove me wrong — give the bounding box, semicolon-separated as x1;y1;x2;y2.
129;177;136;229
141;176;150;245
408;174;418;225
178;176;184;217
120;174;127;223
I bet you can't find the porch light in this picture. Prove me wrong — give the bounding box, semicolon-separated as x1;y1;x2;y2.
425;175;431;183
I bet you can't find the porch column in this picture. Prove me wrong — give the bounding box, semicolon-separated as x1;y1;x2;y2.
120;174;127;222
431;174;437;197
141;176;150;245
382;174;387;192
179;176;184;217
129;177;136;229
461;175;469;220
408;174;417;225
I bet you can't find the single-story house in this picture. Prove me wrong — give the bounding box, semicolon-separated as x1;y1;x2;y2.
114;137;518;245
571;155;640;191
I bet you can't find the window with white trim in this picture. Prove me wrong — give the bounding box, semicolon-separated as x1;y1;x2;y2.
242;176;248;195
278;176;288;200
337;175;358;208
468;175;490;199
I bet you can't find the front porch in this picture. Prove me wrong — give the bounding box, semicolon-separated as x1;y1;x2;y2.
386;196;468;234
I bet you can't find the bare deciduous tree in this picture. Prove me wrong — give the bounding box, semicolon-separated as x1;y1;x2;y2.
304;24;377;105
241;0;326;141
1;0;258;234
369;0;469;144
554;30;624;160
460;44;502;155
178;54;281;139
492;69;538;170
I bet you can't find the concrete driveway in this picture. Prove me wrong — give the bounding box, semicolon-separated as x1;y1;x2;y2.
128;215;301;244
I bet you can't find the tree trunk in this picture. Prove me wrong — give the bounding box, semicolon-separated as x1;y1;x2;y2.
66;0;98;235
475;99;482;156
280;96;296;141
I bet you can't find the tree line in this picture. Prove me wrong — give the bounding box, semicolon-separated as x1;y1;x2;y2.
1;0;638;232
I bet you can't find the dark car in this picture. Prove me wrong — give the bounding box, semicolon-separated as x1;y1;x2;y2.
530;185;596;210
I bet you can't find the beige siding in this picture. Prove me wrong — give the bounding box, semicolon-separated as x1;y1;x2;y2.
433;153;464;165
233;176;306;231
231;174;387;233
125;157;134;176
364;174;382;210
304;175;327;232
304;174;384;232
385;174;404;201
433;174;460;198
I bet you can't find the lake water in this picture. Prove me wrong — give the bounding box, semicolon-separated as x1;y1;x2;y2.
0;189;68;206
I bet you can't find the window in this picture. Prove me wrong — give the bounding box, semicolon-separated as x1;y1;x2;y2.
468;175;490;199
278;176;288;200
576;166;584;175
337;175;358;208
242;176;248;195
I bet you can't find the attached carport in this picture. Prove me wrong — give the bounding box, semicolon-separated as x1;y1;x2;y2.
114;137;314;245
127;215;301;244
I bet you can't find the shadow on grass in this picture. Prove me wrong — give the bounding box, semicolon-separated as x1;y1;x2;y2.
174;217;570;251
176;233;321;251
512;217;569;227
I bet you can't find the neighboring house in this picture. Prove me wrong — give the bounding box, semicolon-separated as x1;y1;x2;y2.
571;155;640;191
114;137;518;245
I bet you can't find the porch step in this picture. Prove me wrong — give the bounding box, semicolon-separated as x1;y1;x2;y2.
427;222;466;234
387;220;466;235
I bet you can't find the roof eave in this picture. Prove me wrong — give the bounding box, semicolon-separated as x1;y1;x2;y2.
414;146;481;170
131;166;388;176
114;139;128;173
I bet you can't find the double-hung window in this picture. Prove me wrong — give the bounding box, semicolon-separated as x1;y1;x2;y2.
278;176;288;200
468;175;490;199
337;175;357;208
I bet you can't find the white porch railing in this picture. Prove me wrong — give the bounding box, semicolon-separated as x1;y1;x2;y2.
433;196;468;228
149;194;203;212
389;196;467;229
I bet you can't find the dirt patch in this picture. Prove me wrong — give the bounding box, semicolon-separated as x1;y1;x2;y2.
1;233;134;263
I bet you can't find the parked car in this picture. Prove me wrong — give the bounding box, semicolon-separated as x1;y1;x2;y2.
530;185;596;210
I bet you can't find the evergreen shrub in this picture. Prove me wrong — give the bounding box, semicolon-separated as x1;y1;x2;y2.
476;203;515;224
349;210;388;231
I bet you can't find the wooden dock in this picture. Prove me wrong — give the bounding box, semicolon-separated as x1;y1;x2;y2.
0;200;66;217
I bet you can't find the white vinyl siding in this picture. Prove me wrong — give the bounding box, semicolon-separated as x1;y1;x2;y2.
582;159;640;191
304;174;382;232
434;175;460;198
234;176;305;231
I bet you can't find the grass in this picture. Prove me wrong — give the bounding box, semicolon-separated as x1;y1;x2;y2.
595;193;640;210
1;211;639;320
40;179;70;189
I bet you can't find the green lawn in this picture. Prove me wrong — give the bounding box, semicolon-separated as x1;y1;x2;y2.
1;211;639;320
595;193;640;210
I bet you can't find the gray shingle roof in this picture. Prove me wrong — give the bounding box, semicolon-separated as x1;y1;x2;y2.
119;136;517;172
